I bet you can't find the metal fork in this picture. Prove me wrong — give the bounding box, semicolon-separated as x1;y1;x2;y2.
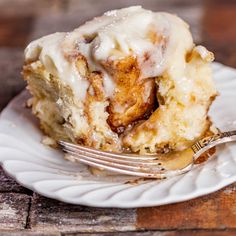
58;130;236;179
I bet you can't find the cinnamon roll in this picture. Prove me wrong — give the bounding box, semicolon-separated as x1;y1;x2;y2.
23;6;217;154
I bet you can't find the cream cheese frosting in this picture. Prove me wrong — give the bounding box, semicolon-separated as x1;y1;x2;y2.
24;6;217;153
25;6;201;101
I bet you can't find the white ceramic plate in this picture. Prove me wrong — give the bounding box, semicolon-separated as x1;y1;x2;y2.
0;62;236;208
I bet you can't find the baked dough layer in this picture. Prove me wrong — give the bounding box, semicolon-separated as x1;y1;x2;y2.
23;6;217;153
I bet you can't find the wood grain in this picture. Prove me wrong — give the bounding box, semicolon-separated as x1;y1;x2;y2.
63;230;236;236
0;0;64;16
202;0;236;68
137;183;236;230
29;194;136;233
0;230;60;236
0;48;25;111
0;167;30;193
29;0;202;44
0;193;30;230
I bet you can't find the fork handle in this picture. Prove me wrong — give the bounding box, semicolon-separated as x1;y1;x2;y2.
191;130;236;160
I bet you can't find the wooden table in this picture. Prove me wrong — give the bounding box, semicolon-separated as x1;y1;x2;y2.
0;0;236;235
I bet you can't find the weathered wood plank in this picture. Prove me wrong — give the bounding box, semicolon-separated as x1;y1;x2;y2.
0;0;67;47
0;193;30;230
64;230;236;236
137;183;236;230
29;194;136;233
0;230;60;236
202;0;236;68
0;48;25;111
62;229;236;236
1;229;236;236
29;0;202;44
204;0;236;45
0;0;64;16
0;15;35;47
0;167;30;193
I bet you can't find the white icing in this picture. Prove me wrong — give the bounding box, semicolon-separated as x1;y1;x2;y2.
194;45;209;59
24;6;198;102
25;33;89;100
103;73;115;96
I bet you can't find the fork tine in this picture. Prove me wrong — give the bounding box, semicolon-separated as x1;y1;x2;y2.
61;143;164;166
62;148;193;178
58;141;158;160
73;156;163;178
63;148;162;172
